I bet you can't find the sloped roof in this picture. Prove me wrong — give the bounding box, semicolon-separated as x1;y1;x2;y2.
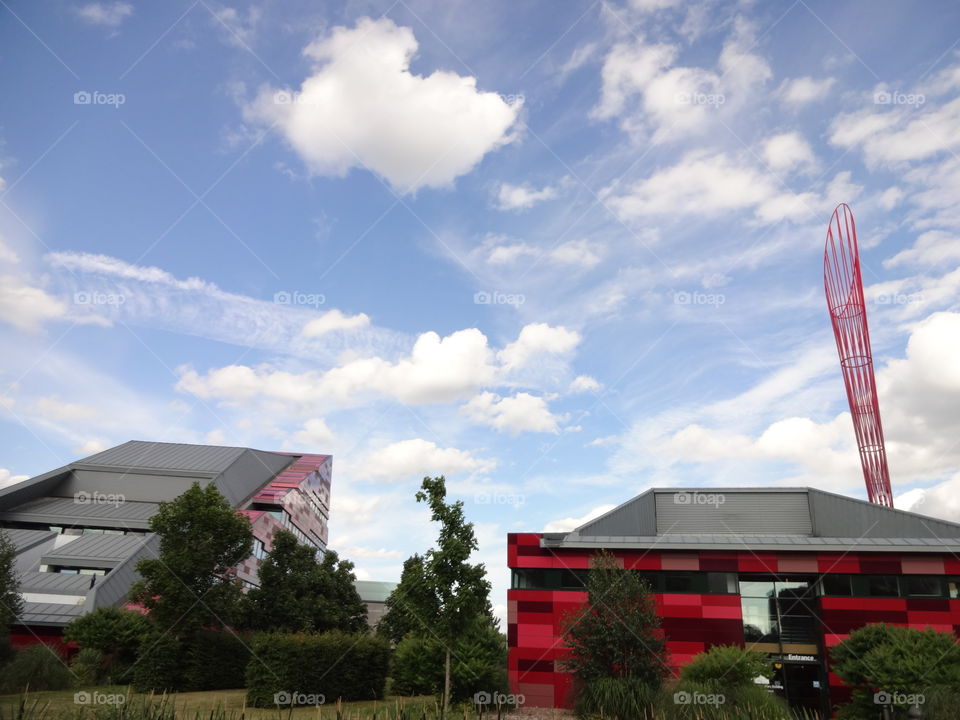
0;496;158;529
41;533;152;568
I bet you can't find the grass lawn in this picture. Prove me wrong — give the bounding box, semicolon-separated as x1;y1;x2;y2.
0;688;442;720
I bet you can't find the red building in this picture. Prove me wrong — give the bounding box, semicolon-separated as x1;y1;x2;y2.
507;487;960;717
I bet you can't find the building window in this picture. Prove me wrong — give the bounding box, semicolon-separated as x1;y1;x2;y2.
862;575;900;597
904;576;943;597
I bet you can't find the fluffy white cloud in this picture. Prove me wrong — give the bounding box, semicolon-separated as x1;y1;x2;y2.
487;242;538;265
569;375;601;393
896;473;960;523
778;76;835;104
76;439;107;455
0;276;68;332
462;391;562;434
884;230;960;268
74;2;132;27
245;17;522;193
496;182;559;211
302;309;370;337
290;418;336;450
762;132;815;173
498;323;580;371
544;504;616;532
0;468;30;489
484;239;603;268
33;396;98;422
359;438;496;480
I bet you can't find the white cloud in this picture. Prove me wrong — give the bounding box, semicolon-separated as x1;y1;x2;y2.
462;391;562;434
569;375;601;393
211;5;261;47
778;76;835;104
487;242;538;265
33;396;97;422
544;503;616;532
895;473;960;523
496;182;559;211
74;2;132;27
885;230;960;268
629;0;680;9
0;468;30;489
549;239;604;267
498;323;580;371
302;309;370;337
762;132;815;173
359;438;496;480
290;418;336;450
245;17;522;193
76;439;107;455
0;276;68;332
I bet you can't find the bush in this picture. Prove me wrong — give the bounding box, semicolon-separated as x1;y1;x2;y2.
132;634;183;692
70;647;104;686
0;643;72;692
657;681;791;720
680;645;771;688
183;630;251;690
246;631;390;707
574;677;658;720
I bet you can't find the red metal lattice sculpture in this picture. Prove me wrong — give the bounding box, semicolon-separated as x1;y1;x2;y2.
823;203;894;506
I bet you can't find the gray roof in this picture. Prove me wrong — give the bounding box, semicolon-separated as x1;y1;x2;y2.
0;496;158;529
76;441;250;473
5;528;57;552
18;601;85;626
41;534;152;568
550;487;960;552
19;571;97;595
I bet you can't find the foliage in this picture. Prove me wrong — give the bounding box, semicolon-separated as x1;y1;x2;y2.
680;645;772;688
242;530;366;634
832;623;960;719
131;630;250;692
129;482;252;637
132;633;183;692
574;677;660;720
68;648;103;686
0;644;72;693
391;617;507;703
377;554;441;644
561;551;668;690
245;631;390;707
0;529;22;634
655;681;792;720
64;607;152;677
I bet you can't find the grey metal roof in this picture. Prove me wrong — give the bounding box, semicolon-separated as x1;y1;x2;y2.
76;440;251;473
19;571;96;595
0;496;158;529
544;534;960;553
18;601;85;626
41;533;151;568
4;528;57;552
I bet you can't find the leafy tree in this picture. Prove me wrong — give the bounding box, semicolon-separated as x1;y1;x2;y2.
0;528;22;633
64;606;152;680
378;553;441;644
129;482;252;637
832;623;960;719
243;529;366;633
561;551;668;689
680;644;772;687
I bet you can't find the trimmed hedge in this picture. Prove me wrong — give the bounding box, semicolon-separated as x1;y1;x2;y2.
133;630;250;692
246;631;390;707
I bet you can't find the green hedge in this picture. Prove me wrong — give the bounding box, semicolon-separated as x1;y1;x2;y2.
133;630;250;692
245;631;390;707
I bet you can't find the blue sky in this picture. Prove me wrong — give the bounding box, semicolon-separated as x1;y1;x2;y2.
2;0;960;620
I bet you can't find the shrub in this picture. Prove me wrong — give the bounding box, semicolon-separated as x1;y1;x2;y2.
246;631;390;707
132;634;183;692
0;643;72;692
657;681;791;720
392;634;442;697
681;645;772;688
183;630;251;690
70;647;104;686
574;677;658;720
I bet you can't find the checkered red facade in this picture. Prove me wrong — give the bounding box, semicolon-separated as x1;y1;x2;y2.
507;533;960;712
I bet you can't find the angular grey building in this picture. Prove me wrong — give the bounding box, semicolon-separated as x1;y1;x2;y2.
0;440;331;649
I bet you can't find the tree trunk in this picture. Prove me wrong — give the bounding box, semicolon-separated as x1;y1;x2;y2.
443;646;452;718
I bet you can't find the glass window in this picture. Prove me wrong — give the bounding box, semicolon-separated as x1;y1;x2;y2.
707;572;737;594
822;575;852;596
664;573;697;593
949;580;960;600
63;528;83;536
740;597;778;642
739;580;776;598
58;568;79;574
904;576;943;597
867;575;900;597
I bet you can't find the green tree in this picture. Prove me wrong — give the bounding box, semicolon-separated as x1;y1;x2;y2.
680;644;772;687
561;552;668;688
129;482;252;637
64;606;152;680
377;553;441;644
0;528;22;632
243;529;366;633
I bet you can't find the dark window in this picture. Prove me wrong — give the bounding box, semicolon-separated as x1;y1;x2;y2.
740;597;778;642
707;572;738;594
663;573;697;593
904;576;943;598
866;575;899;597
821;575;852;596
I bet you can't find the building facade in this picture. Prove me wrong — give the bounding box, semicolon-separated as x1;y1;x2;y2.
508;488;960;717
0;440;331;646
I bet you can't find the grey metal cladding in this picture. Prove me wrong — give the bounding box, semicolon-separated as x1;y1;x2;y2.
77;440;249;473
0;467;72;508
41;533;149;568
808;488;960;538
0;496;157;529
18;601;85;625
655;491;813;535
19;571;95;594
4;528;57;551
214;449;295;506
86;533;160;610
574;490;657;537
